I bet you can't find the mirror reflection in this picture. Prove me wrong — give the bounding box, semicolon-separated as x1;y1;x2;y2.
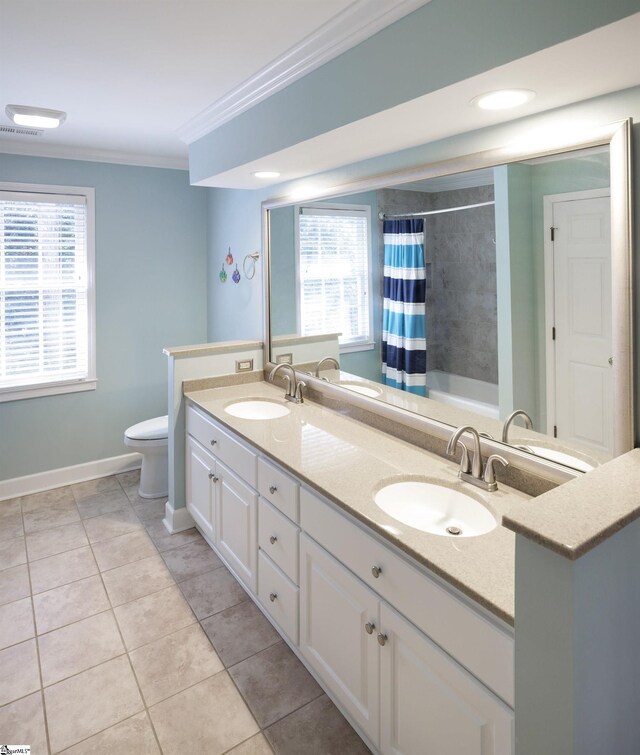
268;146;614;471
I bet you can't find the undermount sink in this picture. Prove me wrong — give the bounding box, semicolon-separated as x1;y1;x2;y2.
224;399;290;420
526;446;594;473
374;480;498;537
338;381;382;398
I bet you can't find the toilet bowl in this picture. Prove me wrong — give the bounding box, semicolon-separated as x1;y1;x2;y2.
124;415;169;498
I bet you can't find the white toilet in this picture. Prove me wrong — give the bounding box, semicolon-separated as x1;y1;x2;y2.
124;415;169;498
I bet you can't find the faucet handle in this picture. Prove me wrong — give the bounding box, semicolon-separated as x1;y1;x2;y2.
295;380;306;402
454;440;471;475
483;454;509;486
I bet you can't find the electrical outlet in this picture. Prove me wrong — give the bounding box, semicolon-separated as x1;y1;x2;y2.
235;358;254;372
276;353;293;364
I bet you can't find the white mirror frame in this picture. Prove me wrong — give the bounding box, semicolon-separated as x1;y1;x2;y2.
262;119;634;474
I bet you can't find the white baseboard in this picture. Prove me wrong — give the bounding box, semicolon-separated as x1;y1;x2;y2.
162;499;195;534
0;453;142;501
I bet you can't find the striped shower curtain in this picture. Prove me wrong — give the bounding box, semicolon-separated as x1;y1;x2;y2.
381;218;427;395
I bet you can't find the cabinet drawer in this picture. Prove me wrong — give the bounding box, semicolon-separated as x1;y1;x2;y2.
258;498;299;583
300;486;514;707
258;457;299;522
187;405;257;487
258;551;299;645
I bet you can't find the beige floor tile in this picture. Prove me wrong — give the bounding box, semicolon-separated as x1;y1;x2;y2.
83;508;143;544
116;469;141;497
33;575;110;634
114;585;195;650
60;711;160;754
26;522;88;562
20;486;74;511
0;563;30;606
0;691;48;755
38;610;125;687
0;535;27;571
71;476;121;503
23;499;81;535
75;488;130;520
129;623;223;706
0;639;41;706
29;546;98;594
179;566;248;620
0;500;24;541
44;655;144;753
130;496;167;523
144;521;203;552
91;530;158;572
102;553;174;607
228;733;275;755
161;539;223;582
0;597;34;650
149;673;259;755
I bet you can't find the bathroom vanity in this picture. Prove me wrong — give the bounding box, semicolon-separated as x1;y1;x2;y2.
183;380;529;754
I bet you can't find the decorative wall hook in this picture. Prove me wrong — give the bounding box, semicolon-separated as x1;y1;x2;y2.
225;247;234;265
232;264;241;284
219;263;227;283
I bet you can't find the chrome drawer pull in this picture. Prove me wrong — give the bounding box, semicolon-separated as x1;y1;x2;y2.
377;633;388;647
269;592;277;602
371;565;382;578
269;485;278;494
365;622;375;635
269;535;278;544
210;439;217;446
208;472;219;482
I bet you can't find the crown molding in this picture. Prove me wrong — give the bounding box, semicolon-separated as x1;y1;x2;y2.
0;139;188;170
177;0;431;145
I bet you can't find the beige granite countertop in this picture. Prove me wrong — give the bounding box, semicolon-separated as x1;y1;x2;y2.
503;448;640;559
185;381;532;626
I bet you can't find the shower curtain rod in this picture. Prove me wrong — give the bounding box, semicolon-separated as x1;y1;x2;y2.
378;200;494;221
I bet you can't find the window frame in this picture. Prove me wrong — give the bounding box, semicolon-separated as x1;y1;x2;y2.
0;181;97;402
294;202;374;354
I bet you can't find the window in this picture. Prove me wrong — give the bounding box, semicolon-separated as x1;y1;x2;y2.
296;204;373;352
0;183;95;401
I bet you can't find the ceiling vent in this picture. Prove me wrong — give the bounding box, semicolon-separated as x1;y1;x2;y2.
0;124;44;137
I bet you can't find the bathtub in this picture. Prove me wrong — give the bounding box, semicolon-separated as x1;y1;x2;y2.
425;370;499;419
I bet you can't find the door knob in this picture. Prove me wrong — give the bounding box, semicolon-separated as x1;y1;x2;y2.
269;592;277;602
377;633;388;646
269;485;278;494
371;565;382;578
269;535;278;544
364;622;375;635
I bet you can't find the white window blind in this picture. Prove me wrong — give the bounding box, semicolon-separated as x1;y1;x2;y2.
0;189;93;398
298;205;371;347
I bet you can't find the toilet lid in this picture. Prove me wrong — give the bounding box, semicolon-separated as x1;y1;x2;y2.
125;415;168;441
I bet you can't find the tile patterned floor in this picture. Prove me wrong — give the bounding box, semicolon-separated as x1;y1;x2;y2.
0;471;371;754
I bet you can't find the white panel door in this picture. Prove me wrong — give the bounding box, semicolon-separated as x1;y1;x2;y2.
380;603;513;755
299;534;380;747
552;195;612;454
185;435;215;540
216;459;258;592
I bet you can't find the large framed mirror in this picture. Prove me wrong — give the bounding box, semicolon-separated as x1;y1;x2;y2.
263;120;633;473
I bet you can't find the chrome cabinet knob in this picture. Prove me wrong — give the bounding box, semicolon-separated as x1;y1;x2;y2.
210;439;217;446
371;565;382;578
269;592;277;602
364;622;375;635
208;472;219;482
377;633;388;646
269;485;278;494
269;535;278;545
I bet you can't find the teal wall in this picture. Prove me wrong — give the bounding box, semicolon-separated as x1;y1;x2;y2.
0;154;208;480
189;0;639;183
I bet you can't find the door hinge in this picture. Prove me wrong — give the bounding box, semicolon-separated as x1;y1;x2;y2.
553;425;558;438
550;226;557;241
552;326;556;341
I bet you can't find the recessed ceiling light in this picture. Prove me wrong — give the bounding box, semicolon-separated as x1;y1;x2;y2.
5;104;67;129
252;171;280;179
471;89;536;111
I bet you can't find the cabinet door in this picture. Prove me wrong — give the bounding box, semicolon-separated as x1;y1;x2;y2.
216;459;258;593
185;435;216;540
299;534;379;747
380;603;514;755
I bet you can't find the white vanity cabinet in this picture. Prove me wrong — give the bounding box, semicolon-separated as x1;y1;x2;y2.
184;401;514;755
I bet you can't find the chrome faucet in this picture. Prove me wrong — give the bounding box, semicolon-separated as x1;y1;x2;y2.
315;356;340;379
446;425;509;492
269;363;305;404
501;409;533;444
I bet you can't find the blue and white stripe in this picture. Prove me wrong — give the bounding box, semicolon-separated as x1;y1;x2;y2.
381;218;427;396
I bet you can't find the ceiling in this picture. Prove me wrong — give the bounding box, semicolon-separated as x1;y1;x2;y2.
0;0;425;168
1;3;639;183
